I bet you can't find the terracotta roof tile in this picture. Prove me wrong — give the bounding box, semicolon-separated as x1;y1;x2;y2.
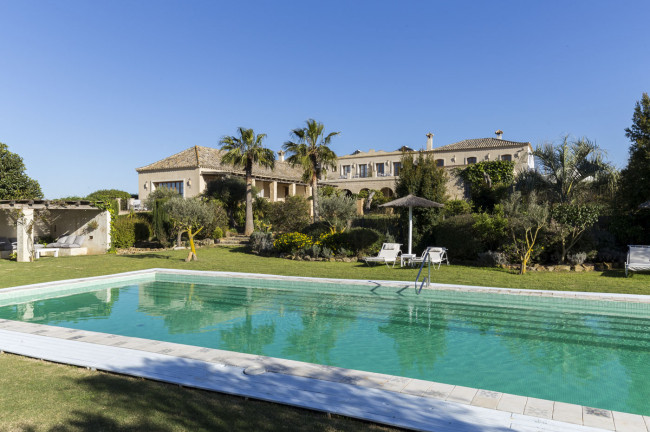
433;138;531;152
136;146;307;183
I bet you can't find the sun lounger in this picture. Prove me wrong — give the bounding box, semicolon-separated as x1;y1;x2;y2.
626;245;650;276
363;243;402;267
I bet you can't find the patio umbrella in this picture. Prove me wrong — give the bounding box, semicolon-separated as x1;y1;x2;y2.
379;194;444;255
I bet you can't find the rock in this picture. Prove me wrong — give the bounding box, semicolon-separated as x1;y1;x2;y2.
556;265;571;272
545;266;555;272
583;264;595;271
573;265;584;272
329;258;336;262
304;256;312;261
343;257;352;263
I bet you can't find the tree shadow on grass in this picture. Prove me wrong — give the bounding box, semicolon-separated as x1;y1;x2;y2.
118;253;173;260
598;269;628;278
44;355;511;432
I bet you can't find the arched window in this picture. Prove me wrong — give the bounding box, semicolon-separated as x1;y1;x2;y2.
467;157;477;164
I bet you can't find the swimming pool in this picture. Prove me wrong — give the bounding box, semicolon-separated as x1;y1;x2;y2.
1;271;649;417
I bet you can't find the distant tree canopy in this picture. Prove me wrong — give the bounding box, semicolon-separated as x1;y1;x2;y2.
395;151;448;249
0;142;43;200
86;189;132;202
619;92;650;209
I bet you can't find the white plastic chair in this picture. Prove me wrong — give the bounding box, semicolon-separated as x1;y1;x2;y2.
411;247;448;269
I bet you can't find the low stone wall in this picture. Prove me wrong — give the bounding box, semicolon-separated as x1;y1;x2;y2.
504;263;623;272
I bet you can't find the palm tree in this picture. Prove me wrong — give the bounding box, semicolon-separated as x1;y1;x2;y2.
530;136;615;204
283;119;339;221
220;127;275;235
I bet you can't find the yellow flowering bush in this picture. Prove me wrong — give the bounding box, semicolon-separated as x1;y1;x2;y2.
273;232;313;253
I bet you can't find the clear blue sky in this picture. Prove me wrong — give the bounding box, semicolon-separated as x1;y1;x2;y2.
1;0;648;198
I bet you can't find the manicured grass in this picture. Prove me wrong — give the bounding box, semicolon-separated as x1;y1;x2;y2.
1;246;649;430
0;353;393;432
1;245;649;294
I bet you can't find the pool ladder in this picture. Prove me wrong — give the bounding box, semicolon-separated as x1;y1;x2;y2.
415;247;434;294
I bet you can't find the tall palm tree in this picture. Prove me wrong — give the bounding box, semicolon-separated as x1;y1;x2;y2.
531;136;615;204
220;127;275;235
283;119;339;221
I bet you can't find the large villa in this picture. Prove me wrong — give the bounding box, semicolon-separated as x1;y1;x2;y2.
136;130;534;202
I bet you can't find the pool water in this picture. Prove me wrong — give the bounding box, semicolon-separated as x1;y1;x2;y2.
1;275;649;416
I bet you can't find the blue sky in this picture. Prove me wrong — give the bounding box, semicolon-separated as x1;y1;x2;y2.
1;1;648;198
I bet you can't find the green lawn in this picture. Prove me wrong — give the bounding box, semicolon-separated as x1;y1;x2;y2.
1;246;649;431
1;245;649;294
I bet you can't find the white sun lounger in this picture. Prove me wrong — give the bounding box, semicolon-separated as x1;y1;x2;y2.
363;243;402;268
625;245;650;276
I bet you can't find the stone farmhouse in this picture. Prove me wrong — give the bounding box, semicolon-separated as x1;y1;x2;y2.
325;131;534;199
136;146;313;204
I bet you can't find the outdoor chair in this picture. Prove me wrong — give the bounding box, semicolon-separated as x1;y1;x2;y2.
411;247;448;269
0;237;17;251
625;245;650;276
363;243;402;267
47;235;86;249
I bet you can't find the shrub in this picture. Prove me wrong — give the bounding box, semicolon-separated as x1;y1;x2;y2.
567;252;587;266
344;227;383;255
301;221;332;239
444;199;472;217
472;207;508;251
273;232;313;254
212;227;224;240
433;214;482;261
250;231;274;254
317;228;383;256
317;232;346;254
112;216;136;249
477;251;508;267
268;196;311;233
133;218;152;242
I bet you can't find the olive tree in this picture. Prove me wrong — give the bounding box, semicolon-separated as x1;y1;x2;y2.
502;192;549;274
164;197;215;261
317;193;357;232
550;204;600;264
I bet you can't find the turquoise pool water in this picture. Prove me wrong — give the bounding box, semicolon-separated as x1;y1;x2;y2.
1;274;649;416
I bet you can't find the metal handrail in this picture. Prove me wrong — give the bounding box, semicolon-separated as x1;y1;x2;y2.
415;247;434;294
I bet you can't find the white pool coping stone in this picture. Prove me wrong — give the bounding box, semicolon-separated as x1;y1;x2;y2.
1;269;649;432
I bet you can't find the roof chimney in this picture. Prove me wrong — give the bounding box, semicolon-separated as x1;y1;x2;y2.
426;132;434;151
495;130;503;140
278;150;285;162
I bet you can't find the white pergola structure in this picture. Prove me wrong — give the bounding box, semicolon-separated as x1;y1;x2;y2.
0;200;112;262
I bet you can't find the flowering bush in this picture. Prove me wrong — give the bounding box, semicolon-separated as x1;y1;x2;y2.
273;232;313;253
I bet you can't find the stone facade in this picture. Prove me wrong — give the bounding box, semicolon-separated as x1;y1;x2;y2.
136;146;312;205
326;132;534;200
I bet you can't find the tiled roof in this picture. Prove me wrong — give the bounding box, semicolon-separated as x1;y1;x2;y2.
136;146;307;183
433;138;530;152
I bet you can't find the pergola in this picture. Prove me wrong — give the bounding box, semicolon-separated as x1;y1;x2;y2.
0;200;111;262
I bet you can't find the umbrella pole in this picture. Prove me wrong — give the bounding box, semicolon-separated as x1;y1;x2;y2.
408;206;413;255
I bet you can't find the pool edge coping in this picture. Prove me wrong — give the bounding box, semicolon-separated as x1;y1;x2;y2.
1;321;643;432
5;267;650;303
